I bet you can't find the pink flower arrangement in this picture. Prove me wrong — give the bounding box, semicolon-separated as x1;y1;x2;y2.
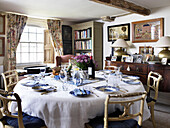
73;55;90;70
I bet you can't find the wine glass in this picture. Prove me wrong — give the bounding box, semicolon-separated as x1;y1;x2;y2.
59;69;68;91
103;70;110;86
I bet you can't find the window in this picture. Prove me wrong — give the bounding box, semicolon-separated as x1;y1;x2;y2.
16;26;45;64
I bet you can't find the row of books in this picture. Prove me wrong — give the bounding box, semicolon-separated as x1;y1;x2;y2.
76;52;92;56
75;40;92;50
74;28;91;39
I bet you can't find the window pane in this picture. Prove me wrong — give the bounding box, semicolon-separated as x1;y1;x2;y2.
37;34;44;42
21;53;29;63
17;43;21;52
21;43;29;52
23;26;29;33
29;27;36;33
30;53;36;62
30;43;36;52
37;43;44;52
37;28;44;33
20;33;28;42
37;53;44;62
16;53;20;63
29;33;36;42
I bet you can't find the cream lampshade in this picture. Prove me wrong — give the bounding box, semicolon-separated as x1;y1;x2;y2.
110;39;129;60
155;36;170;62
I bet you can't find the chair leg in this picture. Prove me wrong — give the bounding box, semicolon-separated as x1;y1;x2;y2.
150;105;156;128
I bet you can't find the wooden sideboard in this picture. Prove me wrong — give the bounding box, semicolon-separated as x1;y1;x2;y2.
105;60;170;92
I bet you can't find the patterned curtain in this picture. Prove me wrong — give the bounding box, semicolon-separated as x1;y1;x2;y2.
47;19;63;55
5;13;27;71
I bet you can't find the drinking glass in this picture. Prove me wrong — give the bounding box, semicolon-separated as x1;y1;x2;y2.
103;70;110;86
59;69;68;91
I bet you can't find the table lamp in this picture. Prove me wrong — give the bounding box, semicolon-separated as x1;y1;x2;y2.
155;36;170;62
110;38;129;61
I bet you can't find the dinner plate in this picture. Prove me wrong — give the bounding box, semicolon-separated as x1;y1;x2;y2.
32;87;56;92
122;75;140;80
69;89;91;97
123;80;141;85
95;86;120;94
21;81;39;87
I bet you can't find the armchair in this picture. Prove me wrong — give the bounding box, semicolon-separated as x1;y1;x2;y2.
56;55;75;67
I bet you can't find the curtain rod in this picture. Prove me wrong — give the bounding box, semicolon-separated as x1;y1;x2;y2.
0;11;61;20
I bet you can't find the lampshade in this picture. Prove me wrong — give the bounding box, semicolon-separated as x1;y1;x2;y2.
155;36;170;48
110;39;129;48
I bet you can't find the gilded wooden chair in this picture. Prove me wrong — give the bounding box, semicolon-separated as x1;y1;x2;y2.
0;89;47;128
85;92;147;128
1;70;19;92
146;71;162;128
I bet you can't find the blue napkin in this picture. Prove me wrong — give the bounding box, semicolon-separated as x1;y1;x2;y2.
70;89;90;96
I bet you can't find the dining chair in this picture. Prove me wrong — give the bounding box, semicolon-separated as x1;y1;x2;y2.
1;70;19;92
85;92;147;128
0;89;47;128
146;71;162;128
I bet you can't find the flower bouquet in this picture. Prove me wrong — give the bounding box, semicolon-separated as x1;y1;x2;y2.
73;55;90;70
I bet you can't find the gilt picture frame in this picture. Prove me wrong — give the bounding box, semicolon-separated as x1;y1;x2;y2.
0;37;5;56
108;23;130;42
139;46;154;55
0;14;5;35
132;18;164;43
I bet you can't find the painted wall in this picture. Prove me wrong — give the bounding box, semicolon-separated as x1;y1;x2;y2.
103;5;170;61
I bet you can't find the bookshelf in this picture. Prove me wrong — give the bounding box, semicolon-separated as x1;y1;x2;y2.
71;21;103;70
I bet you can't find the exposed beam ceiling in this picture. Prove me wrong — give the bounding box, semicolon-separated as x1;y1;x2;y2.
90;0;151;16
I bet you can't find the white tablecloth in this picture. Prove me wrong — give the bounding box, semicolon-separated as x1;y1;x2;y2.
13;74;150;128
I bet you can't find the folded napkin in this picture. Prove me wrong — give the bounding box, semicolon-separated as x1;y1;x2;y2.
70;89;90;96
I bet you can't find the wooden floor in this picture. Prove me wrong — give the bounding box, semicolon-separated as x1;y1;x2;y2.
143;110;170;128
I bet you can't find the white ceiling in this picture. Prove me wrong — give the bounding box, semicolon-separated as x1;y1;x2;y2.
0;0;170;22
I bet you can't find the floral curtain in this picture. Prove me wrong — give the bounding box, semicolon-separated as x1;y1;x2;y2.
5;13;27;71
47;19;63;55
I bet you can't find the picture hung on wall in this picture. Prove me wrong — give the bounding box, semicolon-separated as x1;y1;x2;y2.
0;37;5;56
0;14;5;35
108;23;130;42
139;46;154;55
132;18;164;43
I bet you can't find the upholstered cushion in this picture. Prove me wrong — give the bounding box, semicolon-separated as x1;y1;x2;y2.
146;96;157;103
88;110;138;128
2;112;46;128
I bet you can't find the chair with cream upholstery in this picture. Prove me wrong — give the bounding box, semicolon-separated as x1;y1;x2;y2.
0;89;47;128
146;71;162;128
85;92;147;128
1;70;19;92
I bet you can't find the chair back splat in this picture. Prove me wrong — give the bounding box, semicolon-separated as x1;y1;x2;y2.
85;92;147;128
146;71;162;128
0;89;47;128
1;70;19;92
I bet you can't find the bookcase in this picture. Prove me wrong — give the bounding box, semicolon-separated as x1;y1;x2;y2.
71;21;103;70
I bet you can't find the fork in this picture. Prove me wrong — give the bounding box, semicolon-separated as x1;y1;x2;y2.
91;91;99;97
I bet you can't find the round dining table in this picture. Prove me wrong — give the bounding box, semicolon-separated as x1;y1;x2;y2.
12;73;150;128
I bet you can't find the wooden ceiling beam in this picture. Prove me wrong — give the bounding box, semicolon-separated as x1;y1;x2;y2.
90;0;151;16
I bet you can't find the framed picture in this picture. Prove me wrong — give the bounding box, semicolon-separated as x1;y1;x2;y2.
108;23;130;42
111;56;117;61
139;46;154;55
161;58;167;65
126;56;133;63
132;54;143;63
0;37;5;56
121;55;130;62
0;14;5;35
132;18;164;43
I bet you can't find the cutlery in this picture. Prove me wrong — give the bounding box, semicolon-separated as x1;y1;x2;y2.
91;91;99;97
116;86;128;92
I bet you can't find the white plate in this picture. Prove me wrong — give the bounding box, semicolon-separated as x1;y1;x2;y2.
95;86;120;94
122;75;140;80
